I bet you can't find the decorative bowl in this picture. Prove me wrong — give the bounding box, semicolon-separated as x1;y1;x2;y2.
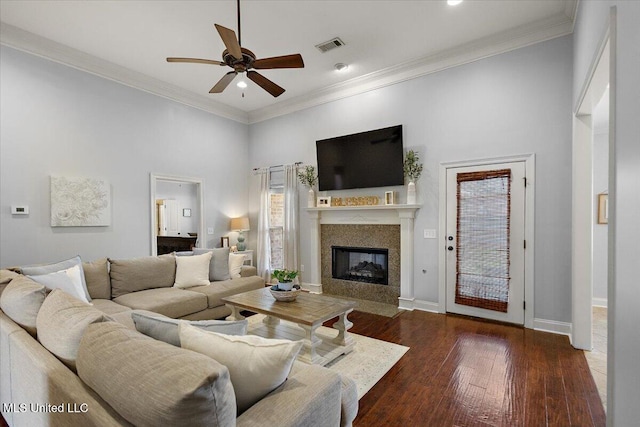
269;287;301;302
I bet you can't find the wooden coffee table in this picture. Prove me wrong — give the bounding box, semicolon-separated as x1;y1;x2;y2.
222;288;356;366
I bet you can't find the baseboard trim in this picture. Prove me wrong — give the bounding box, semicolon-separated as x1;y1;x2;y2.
398;298;440;313
533;318;572;337
592;297;608;308
301;282;322;294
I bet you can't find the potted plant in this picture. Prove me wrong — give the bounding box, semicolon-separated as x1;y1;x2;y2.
403;150;423;204
297;165;318;208
271;269;299;291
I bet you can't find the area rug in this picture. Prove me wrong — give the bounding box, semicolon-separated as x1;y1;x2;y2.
247;314;409;399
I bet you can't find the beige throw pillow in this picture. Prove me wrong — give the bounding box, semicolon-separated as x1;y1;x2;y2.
179;322;303;413
0;275;46;336
173;251;212;288
36;289;109;371
228;253;245;279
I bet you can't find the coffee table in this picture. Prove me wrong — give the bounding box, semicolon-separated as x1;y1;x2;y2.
222;288;356;366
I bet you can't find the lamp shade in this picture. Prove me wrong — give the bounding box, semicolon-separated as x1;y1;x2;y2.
230;217;250;231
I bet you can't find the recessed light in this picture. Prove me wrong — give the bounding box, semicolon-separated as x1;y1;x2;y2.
237;80;247;89
447;0;463;5
335;63;349;72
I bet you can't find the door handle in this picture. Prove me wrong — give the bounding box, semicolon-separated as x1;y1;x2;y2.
447;246;454;251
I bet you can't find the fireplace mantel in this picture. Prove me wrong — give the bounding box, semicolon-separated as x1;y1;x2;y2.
306;204;421;310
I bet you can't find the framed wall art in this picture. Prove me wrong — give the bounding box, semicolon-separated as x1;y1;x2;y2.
50;176;110;227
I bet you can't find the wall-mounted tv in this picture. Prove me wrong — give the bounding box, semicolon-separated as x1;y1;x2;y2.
316;125;404;191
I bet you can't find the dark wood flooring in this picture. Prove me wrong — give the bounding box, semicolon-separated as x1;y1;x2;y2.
339;310;606;427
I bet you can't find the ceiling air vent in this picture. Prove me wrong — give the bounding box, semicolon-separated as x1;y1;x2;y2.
315;37;345;53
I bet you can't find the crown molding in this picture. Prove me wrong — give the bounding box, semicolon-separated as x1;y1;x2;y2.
248;12;575;124
0;23;249;124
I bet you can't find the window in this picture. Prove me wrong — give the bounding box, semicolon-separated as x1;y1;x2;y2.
268;170;284;270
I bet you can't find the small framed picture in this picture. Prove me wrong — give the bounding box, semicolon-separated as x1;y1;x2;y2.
597;193;608;224
221;236;230;248
182;208;191;217
317;196;332;207
384;191;396;205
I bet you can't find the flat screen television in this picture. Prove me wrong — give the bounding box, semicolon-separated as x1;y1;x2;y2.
316;125;404;191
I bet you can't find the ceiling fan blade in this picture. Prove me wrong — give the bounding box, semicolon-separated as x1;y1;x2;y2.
253;54;304;69
214;24;242;60
167;57;224;66
247;70;285;97
209;71;237;93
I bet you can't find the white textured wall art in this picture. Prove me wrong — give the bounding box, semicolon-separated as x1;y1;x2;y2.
50;176;111;227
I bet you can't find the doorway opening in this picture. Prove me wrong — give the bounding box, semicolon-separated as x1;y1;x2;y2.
150;174;204;256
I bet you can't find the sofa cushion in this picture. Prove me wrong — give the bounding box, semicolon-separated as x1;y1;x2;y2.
21;255;92;302
229;253;245;279
0;275;46;336
132;311;247;346
82;258;111;300
27;264;90;304
188;276;264;309
108;254;176;298
174;251;212;289
77;321;236;427
113;287;207;318
179;322;303;414
194;247;231;281
36;289;109;371
90;299;132;316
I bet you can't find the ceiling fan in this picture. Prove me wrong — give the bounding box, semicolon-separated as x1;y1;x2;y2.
166;0;304;97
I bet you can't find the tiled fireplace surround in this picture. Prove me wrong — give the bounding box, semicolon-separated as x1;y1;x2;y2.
306;205;419;309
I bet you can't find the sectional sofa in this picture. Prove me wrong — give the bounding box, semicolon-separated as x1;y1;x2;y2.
0;251;358;426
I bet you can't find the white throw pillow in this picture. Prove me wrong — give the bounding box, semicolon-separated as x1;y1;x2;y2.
21;255;92;302
228;253;245;279
27;264;91;304
179;322;303;413
174;251;212;289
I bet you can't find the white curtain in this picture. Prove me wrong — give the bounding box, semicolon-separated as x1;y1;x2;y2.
282;165;299;277
256;169;271;283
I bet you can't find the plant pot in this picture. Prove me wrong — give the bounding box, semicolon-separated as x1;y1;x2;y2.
277;281;294;291
308;188;316;208
407;181;417;204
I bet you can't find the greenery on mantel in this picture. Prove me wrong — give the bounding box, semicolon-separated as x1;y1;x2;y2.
297;165;318;188
403;150;423;182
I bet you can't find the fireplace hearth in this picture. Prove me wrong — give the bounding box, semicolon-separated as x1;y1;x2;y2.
332;246;389;285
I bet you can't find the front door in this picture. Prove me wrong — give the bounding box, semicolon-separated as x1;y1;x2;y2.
445;161;526;324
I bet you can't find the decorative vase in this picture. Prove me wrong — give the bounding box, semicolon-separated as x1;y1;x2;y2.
308;188;316;208
407;181;417;205
277;281;294;291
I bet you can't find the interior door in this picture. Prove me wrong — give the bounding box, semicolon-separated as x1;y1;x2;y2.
445;161;526;324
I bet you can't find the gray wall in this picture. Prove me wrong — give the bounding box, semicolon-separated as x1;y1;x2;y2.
0;46;250;267
573;1;640;424
249;35;574;323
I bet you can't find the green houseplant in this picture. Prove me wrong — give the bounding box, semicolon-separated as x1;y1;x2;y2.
272;269;299;291
297;166;319;208
403;150;423;204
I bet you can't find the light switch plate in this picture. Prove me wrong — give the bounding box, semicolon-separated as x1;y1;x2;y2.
423;229;437;239
11;205;29;215
207;227;214;235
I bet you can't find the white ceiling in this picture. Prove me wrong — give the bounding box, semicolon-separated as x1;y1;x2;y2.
0;0;576;123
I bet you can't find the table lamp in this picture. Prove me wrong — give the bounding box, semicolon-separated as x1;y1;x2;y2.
230;217;250;251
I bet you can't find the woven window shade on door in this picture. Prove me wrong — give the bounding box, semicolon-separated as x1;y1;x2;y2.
455;169;511;313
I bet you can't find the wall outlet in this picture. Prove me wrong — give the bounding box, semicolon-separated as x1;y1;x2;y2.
300;264;305;272
207;227;214;235
423;229;437;239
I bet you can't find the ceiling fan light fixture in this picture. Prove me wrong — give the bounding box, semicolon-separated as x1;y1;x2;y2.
335;63;349;72
237;80;248;89
447;0;463;5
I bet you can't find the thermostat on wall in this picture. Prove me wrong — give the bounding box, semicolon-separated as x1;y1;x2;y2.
11;205;29;215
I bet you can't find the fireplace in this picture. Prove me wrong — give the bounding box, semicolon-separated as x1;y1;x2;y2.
332;246;389;285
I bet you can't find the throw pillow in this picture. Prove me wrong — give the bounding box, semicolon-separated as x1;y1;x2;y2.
82;258;111;300
36;289;109;371
228;253;245;279
108;254;176;298
0;275;46;336
179;322;303;414
194;247;231;281
27;264;91;304
173;251;212;288
131;311;248;346
20;255;92;302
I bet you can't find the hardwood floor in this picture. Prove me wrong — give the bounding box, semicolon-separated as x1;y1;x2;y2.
340;310;606;427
